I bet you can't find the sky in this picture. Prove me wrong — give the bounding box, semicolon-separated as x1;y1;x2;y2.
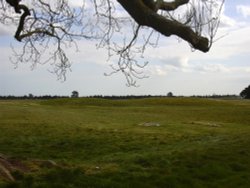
0;0;250;96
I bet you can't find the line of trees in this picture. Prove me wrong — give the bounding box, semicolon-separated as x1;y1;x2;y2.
0;95;69;100
1;88;249;100
88;94;239;100
0;94;241;100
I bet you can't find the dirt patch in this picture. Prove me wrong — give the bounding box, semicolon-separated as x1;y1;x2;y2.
190;121;221;127
0;153;29;182
0;153;58;182
139;122;160;127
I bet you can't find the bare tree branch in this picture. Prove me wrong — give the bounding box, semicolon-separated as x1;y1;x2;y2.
0;0;225;86
117;0;209;52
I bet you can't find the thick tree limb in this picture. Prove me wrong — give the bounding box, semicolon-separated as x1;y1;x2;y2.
159;0;189;11
14;4;30;41
117;0;209;52
5;0;30;41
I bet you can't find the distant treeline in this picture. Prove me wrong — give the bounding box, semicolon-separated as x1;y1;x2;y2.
0;95;69;100
190;94;240;99
87;94;240;100
0;94;240;100
88;95;171;100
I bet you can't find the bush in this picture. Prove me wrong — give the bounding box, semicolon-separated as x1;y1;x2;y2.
240;85;250;99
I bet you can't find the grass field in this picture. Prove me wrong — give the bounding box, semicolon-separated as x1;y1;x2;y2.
0;98;250;187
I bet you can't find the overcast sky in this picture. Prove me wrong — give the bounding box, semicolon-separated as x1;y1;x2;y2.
0;0;250;96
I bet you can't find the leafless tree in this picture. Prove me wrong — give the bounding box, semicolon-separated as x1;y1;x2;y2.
0;0;224;86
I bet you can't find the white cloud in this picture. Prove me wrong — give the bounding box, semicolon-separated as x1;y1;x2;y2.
68;1;84;7
206;25;250;59
237;5;250;18
158;56;187;67
220;14;237;28
0;23;15;36
150;65;168;76
0;29;7;36
149;59;250;78
194;63;231;73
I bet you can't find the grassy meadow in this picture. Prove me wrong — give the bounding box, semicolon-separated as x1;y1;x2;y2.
0;97;250;187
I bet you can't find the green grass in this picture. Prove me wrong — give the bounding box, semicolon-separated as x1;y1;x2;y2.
0;98;250;187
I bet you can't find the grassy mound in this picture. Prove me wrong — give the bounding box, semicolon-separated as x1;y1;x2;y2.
0;98;250;187
40;97;234;107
